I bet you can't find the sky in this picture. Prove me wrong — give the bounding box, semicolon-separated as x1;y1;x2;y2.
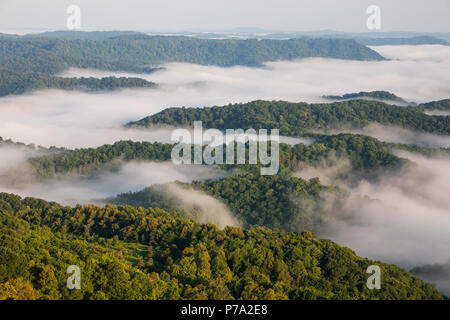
0;0;449;33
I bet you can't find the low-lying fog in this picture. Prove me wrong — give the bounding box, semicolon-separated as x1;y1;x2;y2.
0;45;447;150
1;45;449;291
60;45;450;105
320;123;450;148
296;151;450;295
0;151;227;206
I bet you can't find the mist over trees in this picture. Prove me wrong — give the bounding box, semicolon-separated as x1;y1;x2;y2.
0;68;156;97
128;99;450;135
0;30;449;300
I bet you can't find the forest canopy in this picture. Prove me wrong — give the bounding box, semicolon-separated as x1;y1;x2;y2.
0;68;157;97
128;99;450;135
0;193;444;300
0;36;385;74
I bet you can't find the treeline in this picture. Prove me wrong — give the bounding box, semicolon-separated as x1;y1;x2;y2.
107;134;403;231
128;99;450;135
109;174;345;232
27;134;403;179
0;136;49;152
0;36;384;74
27;141;173;178
384;142;450;157
418;99;450;111
0;193;444;300
323;91;407;103
355;36;448;46
0;69;156;97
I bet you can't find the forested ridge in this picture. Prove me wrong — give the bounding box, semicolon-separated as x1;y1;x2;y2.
6;132;406;234
323;90;407;103
0;68;157;97
25;134;404;179
106;134;403;233
418;99;450;111
128;99;450;135
0;36;384;75
108;174;345;232
0;193;444;300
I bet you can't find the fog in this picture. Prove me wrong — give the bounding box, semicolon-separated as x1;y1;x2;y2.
411;260;450;296
321;123;450;148
167;183;241;229
0;45;446;150
295;151;450;295
0;153;227;206
424;110;450;116
61;45;450;106
1;45;449;292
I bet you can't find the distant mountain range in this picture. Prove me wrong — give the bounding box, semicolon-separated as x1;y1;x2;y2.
0;33;385;75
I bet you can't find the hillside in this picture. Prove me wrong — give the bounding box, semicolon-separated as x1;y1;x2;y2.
418;99;450;111
323;91;409;104
127;99;450;135
0;36;385;74
24;134;403;179
0;68;157;97
0;193;444;300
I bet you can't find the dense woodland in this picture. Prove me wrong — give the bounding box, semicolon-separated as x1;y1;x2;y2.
27;141;173;178
108;174;345;232
128;99;450;135
106;134;403;232
5;133;405;235
0;36;384;75
0;193;444;300
418;99;450;111
26;134;403;179
0;68;156;97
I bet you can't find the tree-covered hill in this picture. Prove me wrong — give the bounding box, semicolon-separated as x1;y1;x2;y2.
27;141;174;178
107;173;345;232
25;134;403;179
106;134;403;233
0;68;156;97
0;193;444;300
323;91;409;104
0;36;385;74
127;99;450;135
418;99;450;111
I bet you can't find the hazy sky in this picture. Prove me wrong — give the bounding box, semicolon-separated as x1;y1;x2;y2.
0;0;449;33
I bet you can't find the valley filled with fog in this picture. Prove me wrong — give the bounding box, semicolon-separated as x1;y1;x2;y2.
1;44;449;295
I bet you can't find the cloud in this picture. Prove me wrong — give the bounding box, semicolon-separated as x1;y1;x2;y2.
411;259;450;296
321;122;450;148
303;151;450;293
1;45;449;292
0;44;446;150
0;156;227;205
424;110;450;116
166;183;241;229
